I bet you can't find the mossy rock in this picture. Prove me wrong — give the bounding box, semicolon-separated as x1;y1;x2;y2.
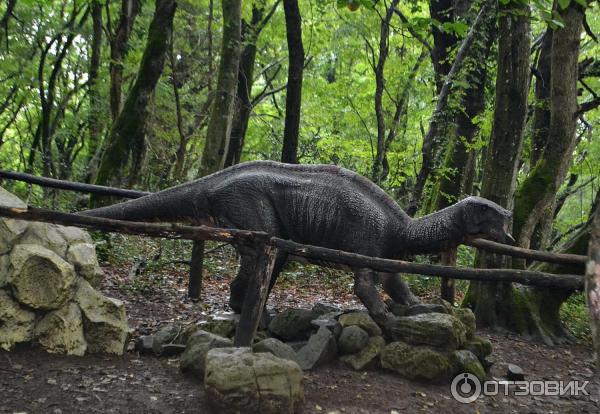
464;336;493;361
453;308;476;338
180;330;233;379
451;349;486;381
268;308;319;341
340;336;386;371
34;302;87;356
380;341;455;382
387;313;467;350
0;289;35;350
338;311;382;337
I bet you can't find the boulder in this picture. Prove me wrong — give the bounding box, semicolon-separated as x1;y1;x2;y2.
180;330;233;379
34;302;87;356
310;317;342;338
453;308;476;338
380;341;454;382
56;225;93;245
268;308;319;341
0;187;28;254
0;254;9;288
387;313;467;350
0;289;35;350
19;222;69;258
254;338;298;362
338;311;382;337
66;243;104;287
338;326;369;355
204;347;304;414
151;324;185;355
312;302;341;315
340;336;386;371
451;350;486;381
200;312;239;338
405;303;448;316
464;336;493;361
295;326;337;370
8;244;76;310
74;279;130;355
135;335;155;354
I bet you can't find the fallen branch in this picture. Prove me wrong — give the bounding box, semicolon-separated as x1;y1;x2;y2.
465;238;587;266
272;238;584;290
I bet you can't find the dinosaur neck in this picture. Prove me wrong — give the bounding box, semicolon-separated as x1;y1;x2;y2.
399;206;465;254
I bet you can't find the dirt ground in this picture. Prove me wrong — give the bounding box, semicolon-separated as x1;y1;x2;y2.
1;261;599;414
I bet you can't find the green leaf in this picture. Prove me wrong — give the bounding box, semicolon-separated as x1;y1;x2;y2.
557;0;570;10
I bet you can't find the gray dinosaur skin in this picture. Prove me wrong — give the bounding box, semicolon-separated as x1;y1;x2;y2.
81;160;514;325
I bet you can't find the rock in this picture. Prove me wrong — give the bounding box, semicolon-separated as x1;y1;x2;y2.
451;350;486;381
507;363;525;381
287;340;309;352
387;313;467;350
310;317;342;338
388;302;408;317
405;303;448;316
254;338;298;362
0;254;9;288
204;347;304;414
66;243;103;287
152;324;185;355
381;341;455;382
295;326;337;370
0;289;35;350
19;222;69;258
453;308;476;338
0;187;28;255
268;308;319;341
338;311;382;337
180;330;232;379
312;302;341;315
200;313;239;338
34;302;87;356
430;298;456;313
464;336;493;361
340;336;386;371
8;244;76;310
74;279;130;355
160;344;187;356
135;335;155;354
56;226;93;245
338;326;369;355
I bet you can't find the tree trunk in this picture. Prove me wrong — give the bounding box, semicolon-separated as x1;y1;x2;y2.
587;196;600;367
280;0;304;164
199;0;242;176
85;0;104;183
429;0;457;94
462;0;531;329
94;0;177;196
109;0;140;121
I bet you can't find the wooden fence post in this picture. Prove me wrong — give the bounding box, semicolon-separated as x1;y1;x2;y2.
440;248;457;303
234;242;278;347
188;240;204;300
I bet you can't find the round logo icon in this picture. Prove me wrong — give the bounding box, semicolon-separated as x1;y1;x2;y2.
451;373;481;403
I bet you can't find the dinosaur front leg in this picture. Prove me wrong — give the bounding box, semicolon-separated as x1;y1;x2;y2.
380;272;420;306
353;268;391;326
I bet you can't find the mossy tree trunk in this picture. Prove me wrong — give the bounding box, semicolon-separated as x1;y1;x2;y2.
280;0;304;164
507;0;586;345
462;0;531;328
198;0;242;176
586;195;600;367
225;0;280;167
93;0;177;197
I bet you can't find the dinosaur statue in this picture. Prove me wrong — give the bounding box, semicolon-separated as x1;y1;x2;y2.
81;160;514;325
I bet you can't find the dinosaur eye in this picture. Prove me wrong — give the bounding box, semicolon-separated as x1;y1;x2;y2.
481;205;488;212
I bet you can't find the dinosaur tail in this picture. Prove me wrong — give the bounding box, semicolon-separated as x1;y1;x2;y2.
79;179;209;223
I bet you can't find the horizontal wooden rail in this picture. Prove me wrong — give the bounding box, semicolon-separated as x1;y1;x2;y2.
272;238;584;290
0;206;268;246
0;170;149;199
466;238;586;266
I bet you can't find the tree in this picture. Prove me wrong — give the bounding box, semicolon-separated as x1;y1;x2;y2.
280;0;304;164
463;0;531;328
198;0;242;176
94;0;177;192
586;193;600;367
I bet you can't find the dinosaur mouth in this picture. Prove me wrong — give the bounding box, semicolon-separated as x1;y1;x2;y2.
503;231;516;245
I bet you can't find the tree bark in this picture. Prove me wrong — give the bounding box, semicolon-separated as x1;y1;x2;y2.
109;0;140;121
586;196;600;367
198;0;242;176
94;0;177;195
463;0;531;329
280;0;304;164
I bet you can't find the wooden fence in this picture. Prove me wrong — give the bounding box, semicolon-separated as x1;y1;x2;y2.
0;170;588;347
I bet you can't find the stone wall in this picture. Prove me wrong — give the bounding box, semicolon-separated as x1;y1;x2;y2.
0;187;130;355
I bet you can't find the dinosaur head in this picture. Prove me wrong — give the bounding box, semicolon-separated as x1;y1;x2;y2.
459;196;515;245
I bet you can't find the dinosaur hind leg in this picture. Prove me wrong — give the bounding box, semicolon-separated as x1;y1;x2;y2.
380;272;420;306
353;268;391;326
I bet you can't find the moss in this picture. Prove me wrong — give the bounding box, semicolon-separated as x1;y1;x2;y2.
381;341;455;382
